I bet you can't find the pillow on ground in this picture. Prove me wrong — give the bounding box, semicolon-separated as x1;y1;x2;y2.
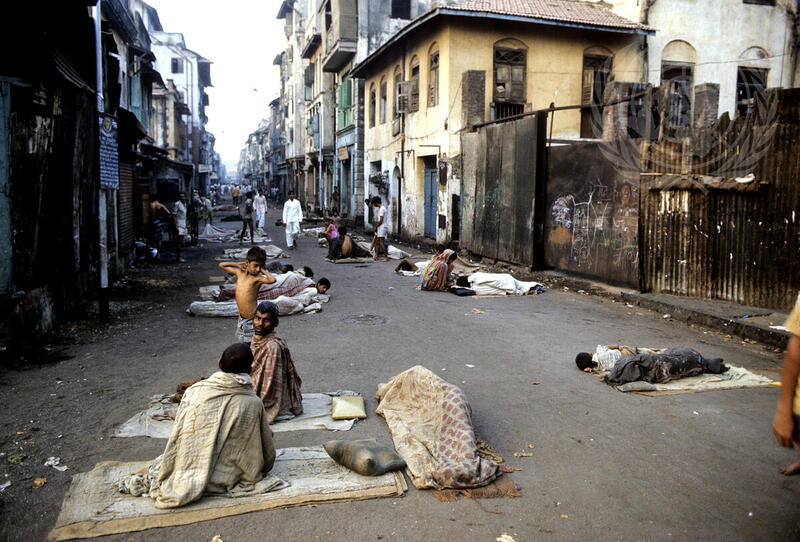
323;439;406;476
331;396;366;419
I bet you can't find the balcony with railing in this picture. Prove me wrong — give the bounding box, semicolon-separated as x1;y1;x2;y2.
322;0;357;72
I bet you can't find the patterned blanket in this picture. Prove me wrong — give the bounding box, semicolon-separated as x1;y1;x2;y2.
375;366;499;489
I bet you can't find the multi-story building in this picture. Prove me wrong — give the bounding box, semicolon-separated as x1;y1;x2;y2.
352;0;650;243
601;0;800;125
149;30;213;194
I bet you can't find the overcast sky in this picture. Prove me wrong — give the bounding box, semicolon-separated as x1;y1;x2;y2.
146;0;286;166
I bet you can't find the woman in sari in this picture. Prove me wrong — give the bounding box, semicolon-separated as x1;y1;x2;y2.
419;249;457;291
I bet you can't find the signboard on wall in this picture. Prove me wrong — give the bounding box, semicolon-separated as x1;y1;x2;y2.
198;164;212;173
99;114;119;190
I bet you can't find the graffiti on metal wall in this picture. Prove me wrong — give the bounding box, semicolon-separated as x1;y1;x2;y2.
548;179;638;270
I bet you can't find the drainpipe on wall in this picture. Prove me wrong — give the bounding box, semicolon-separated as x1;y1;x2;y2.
399;40;406;239
93;1;110;322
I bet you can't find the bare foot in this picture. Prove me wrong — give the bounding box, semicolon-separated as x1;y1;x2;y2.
177;258;186;263
780;460;800;476
381;257;389;262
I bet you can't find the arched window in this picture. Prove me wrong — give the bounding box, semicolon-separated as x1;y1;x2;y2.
393;65;402;118
369;83;376;127
428;43;439;107
493;38;527;120
661;40;697;128
380;76;387;124
580;46;613;138
409;56;420;113
737;47;769;117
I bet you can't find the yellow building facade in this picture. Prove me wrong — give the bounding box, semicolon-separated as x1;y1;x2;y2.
354;7;649;243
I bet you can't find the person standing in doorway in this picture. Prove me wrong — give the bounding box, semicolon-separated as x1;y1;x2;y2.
282;191;303;250
174;192;188;262
331;187;340;215
239;191;255;245
372;195;389;261
254;189;268;234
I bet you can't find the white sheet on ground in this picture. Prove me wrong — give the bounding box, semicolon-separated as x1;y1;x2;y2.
467;272;543;296
47;446;406;541
199;225;272;244
615;365;775;393
189;288;327;317
113;392;360;439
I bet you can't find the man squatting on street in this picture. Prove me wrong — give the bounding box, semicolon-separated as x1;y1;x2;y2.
772;294;800;475
218;247;276;342
282;190;303;250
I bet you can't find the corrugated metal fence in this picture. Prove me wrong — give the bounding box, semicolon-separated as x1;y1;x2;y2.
640;89;800;310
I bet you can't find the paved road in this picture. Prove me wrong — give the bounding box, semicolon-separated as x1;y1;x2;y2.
1;212;798;541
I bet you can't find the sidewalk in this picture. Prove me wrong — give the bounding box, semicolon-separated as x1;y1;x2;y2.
529;270;791;350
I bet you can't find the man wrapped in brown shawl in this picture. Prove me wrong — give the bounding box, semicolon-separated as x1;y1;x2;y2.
250;301;303;423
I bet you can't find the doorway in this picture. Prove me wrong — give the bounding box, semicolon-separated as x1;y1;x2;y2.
423;158;437;239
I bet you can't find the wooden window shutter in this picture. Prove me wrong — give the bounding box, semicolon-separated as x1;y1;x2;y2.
410;77;419;112
396;80;410;113
510;65;525;103
582;67;595;105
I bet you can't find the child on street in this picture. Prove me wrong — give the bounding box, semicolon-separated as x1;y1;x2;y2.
218;246;276;342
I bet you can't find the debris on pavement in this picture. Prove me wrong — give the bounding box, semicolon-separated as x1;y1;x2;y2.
471;309;484;314
44;457;69;471
496;534;516;542
465;364;475;368
33;477;47;488
513;452;533;457
0;480;10;492
560;514;569;519
8;453;26;464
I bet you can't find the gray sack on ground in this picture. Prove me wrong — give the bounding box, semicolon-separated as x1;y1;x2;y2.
323;439;406;476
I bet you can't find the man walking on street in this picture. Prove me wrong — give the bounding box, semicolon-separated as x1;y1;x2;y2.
174;192;188;263
254;189;268;234
239;191;255;245
773;293;800;474
282;191;303;250
372;196;389;261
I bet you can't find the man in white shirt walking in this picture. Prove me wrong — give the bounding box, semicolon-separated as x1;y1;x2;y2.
282;191;303;250
254;189;268;234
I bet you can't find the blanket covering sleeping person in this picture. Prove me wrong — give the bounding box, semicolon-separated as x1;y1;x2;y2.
117;344;276;508
604;347;728;386
217;272;315;302
375;365;500;489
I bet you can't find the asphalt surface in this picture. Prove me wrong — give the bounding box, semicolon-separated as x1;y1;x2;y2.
1;207;798;541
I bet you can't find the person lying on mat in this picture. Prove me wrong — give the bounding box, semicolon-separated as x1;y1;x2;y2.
575;344;665;372
327;226;371;260
250;301;303;423
395;244;444;274
151;343;276;508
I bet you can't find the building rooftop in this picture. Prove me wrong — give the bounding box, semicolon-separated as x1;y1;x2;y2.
451;0;649;32
352;0;651;78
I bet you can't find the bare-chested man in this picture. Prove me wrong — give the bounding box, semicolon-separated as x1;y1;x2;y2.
218;246;276;342
773;294;800;475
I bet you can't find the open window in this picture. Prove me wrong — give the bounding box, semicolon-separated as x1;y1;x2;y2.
580;47;612;138
393;65;402;118
391;0;411;19
369;83;376;128
429;44;439;108
171;57;184;74
409;56;420;113
380;77;387;124
492;39;527;120
737;47;769;117
661;40;697;128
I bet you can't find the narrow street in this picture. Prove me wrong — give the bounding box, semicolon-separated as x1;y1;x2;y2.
1;209;796;541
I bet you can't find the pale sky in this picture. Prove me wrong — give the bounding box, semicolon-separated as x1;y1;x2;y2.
146;0;286;165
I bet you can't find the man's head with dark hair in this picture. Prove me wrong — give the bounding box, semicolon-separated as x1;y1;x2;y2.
575;352;597;371
372;196;382;205
288;191;296;200
218;343;253;374
435;244;445;254
253;301;279;336
302;266;314;278
246;246;267;264
317;277;331;294
283;264;294;272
